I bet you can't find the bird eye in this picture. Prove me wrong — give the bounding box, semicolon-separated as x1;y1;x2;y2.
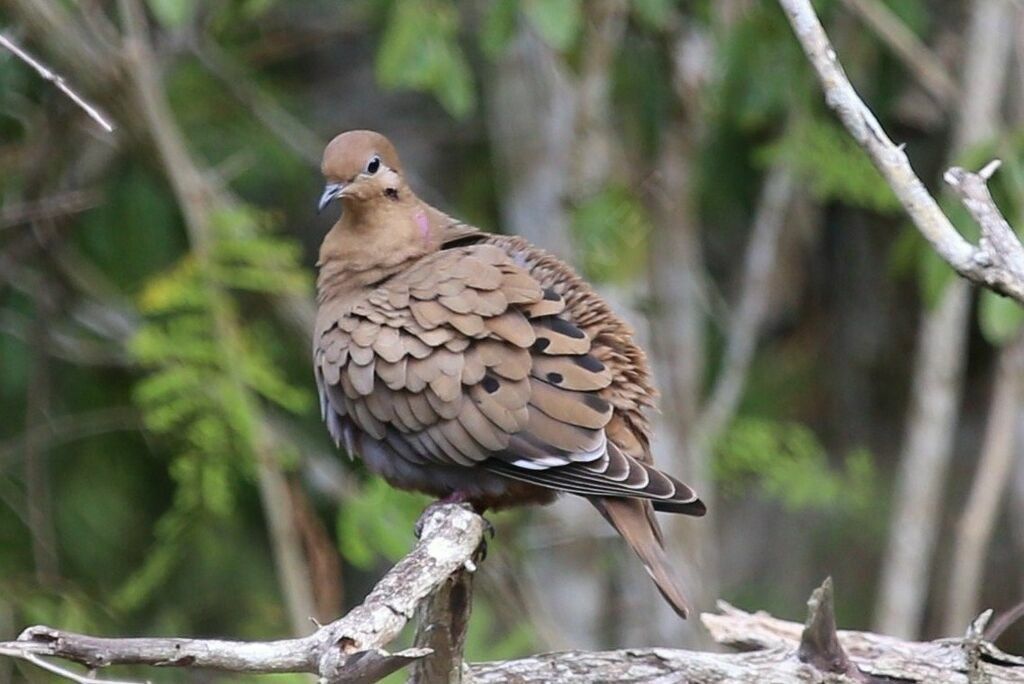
366;156;381;175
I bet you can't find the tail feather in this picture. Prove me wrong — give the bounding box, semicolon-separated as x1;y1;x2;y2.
591;496;690;618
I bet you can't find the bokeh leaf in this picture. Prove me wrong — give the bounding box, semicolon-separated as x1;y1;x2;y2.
481;0;519;58
147;0;195;28
979;289;1024;346
376;0;476;118
522;0;582;52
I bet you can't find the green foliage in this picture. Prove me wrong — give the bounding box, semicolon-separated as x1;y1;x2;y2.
612;31;673;156
376;0;476;118
125;206;311;609
480;0;519;58
715;418;878;519
711;4;808;132
75;168;187;290
335;478;427;568
463;598;535;662
630;0;676;31
147;0;194;28
700;3;806;223
883;0;930;36
979;291;1024;346
522;0;582;52
761;118;901;212
570;185;650;284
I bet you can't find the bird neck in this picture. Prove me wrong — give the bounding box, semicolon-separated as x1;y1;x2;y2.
316;192;453;302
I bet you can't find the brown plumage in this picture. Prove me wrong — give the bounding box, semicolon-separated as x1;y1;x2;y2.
313;130;706;617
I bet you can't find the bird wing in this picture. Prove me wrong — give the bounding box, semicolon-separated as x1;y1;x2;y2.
314;243;700;509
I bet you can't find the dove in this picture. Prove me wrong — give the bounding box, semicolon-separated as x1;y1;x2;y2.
313;130;706;617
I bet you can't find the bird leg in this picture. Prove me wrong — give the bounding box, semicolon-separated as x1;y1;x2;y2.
439;490;472;506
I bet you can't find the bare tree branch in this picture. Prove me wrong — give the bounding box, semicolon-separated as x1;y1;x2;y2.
777;0;1024;305
946;161;1024;290
695;165;795;446
986;600;1024;643
473;578;1024;683
24;285;59;586
0;189;101;230
0;408;140;474
0;504;485;683
703;589;1024;683
6;556;1022;683
0;31;115;132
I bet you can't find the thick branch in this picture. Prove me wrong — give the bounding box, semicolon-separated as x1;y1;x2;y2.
0;504;486;682
409;556;477;683
704;598;1024;683
469;578;1024;683
3;548;1022;683
778;0;1024;304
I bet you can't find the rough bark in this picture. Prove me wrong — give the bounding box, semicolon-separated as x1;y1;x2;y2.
409;558;477;684
7;557;1022;683
702;597;1024;684
469;578;1024;683
0;504;486;683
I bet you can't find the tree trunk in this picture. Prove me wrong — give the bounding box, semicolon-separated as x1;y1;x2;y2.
873;0;1014;639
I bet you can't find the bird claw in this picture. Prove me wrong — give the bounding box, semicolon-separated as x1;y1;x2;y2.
476;536;489;563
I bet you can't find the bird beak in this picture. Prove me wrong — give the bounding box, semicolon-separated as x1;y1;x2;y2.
318;182;345;214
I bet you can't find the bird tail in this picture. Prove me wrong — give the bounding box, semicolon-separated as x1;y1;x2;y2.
590;496;691;618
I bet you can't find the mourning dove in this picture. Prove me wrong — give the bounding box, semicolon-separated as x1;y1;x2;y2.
314;130;705;617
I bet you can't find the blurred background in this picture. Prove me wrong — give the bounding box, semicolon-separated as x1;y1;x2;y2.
3;0;1024;679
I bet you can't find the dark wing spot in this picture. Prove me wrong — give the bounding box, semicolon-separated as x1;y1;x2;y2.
532;337;551;352
575;355;606;372
583;394;612;414
482;375;500;394
542;288;561;301
546;372;564;384
548;318;586;339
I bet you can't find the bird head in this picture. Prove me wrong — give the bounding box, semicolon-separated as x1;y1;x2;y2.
318;130;405;214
